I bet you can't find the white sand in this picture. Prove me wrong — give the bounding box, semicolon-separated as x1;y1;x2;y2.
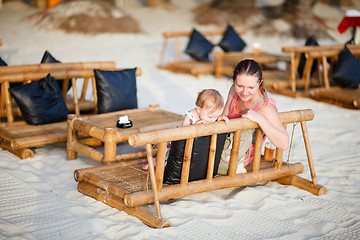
1;1;360;239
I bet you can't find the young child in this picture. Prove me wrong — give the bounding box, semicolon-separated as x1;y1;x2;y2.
142;89;225;170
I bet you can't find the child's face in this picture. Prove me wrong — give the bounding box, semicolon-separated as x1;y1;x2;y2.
198;106;222;123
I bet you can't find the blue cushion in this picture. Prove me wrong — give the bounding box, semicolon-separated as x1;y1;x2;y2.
40;50;72;92
184;29;214;62
331;45;360;88
218;24;246;52
9;74;69;125
298;36;319;78
94;68;138;114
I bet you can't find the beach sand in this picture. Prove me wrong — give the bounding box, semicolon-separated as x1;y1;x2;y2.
1;1;360;239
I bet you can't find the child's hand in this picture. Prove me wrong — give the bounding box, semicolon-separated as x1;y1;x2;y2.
197;120;210;124
217;116;229;124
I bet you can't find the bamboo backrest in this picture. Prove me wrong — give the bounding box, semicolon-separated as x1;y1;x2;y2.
0;68;142;124
159;29;246;67
126;109;317;211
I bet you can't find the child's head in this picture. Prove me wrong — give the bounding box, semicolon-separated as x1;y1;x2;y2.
195;89;224;123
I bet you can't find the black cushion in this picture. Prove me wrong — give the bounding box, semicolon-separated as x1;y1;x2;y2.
9;73;69;125
163;133;227;184
0;57;7;66
218;24;246;52
331;45;360;88
184;29;215;62
40;50;71;92
94;68;138;114
298;35;319;78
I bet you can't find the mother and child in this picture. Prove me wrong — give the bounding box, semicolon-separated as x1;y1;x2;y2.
145;59;289;174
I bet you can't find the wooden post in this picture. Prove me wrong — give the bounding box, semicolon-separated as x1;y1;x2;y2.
252;129;263;173
175;37;181;62
2;81;14;123
300;121;317;185
180;138;194;186
206;134;217;180
275;124;287;169
228;131;241;177
67;114;78;160
145;143;162;220
158;37;168;67
91;76;98;113
71;77;80;115
103;128;117;164
80;77;89;102
290;52;297;92
156;142;167;191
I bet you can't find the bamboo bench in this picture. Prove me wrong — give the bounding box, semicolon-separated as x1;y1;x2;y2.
74;109;326;228
158;30;245;77
0;61;116;118
273;44;360;97
0;67;142;159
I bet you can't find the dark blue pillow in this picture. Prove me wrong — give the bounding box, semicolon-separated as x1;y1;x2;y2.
184;29;214;62
94;68;138;114
163;133;227;184
218;24;246;52
0;57;7;66
9;74;69;125
298;35;319;78
331;45;360;89
40;50;72;92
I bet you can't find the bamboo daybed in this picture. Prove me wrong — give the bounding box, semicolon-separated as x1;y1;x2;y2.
0;61;116;118
158;30;245;77
0;67;142;159
268;44;360;97
74;109;326;228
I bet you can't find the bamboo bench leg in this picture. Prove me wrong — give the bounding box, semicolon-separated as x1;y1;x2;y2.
67;114;78;160
274;175;327;196
77;182;172;228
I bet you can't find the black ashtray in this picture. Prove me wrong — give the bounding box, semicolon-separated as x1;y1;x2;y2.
116;115;133;128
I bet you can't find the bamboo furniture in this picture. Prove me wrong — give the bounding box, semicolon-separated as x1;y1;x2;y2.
74;109;326;228
214;51;290;79
158;30;245;77
278;44;360;96
0;61;116;118
0;67;142;159
67;104;183;164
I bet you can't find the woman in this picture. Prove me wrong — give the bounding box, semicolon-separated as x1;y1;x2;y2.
218;59;289;174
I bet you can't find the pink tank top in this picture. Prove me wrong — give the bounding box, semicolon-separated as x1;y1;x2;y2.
228;92;277;165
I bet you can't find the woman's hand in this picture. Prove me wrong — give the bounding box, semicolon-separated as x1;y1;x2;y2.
217;115;229;124
242;109;262;123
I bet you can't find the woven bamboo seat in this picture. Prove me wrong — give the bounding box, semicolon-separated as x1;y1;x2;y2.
0;67;142;159
75;109;326;228
158;30;245;78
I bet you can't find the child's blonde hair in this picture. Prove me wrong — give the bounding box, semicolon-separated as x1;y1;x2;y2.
195;89;224;113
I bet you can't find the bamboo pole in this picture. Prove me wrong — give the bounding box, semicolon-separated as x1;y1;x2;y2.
274;175;326;196
71;77;80;115
67;114;78;160
206;134;217;180
72;141;104;162
145;143;162;220
180;138;194;186
156;142;167;191
2;81;14;123
103;128;118;164
91;76;98;113
123;163;304;207
275;124;287;169
129;110;315;148
77;182;172;228
228;131;241;177
300;120;317;185
252;129;263;173
158;37;168;67
80;77;89;102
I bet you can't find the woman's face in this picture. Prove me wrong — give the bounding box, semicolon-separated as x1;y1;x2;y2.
234;74;260;102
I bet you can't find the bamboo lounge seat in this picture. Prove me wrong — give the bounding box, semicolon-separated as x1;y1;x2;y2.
0;61;116;118
74;109;326;228
275;44;360;97
0;68;142;159
158;30;245;77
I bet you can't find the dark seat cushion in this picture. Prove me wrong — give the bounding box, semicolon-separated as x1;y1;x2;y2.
40;50;72;92
0;57;7;66
297;35;319;78
94;68;138;114
163;133;227;184
331;45;360;88
184;29;215;62
9;73;69;125
218;24;246;52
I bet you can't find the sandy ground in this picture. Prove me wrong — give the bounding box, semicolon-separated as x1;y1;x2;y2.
0;1;360;239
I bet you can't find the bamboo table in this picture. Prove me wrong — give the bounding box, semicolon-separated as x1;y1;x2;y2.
215;51;289;78
67;104;183;164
